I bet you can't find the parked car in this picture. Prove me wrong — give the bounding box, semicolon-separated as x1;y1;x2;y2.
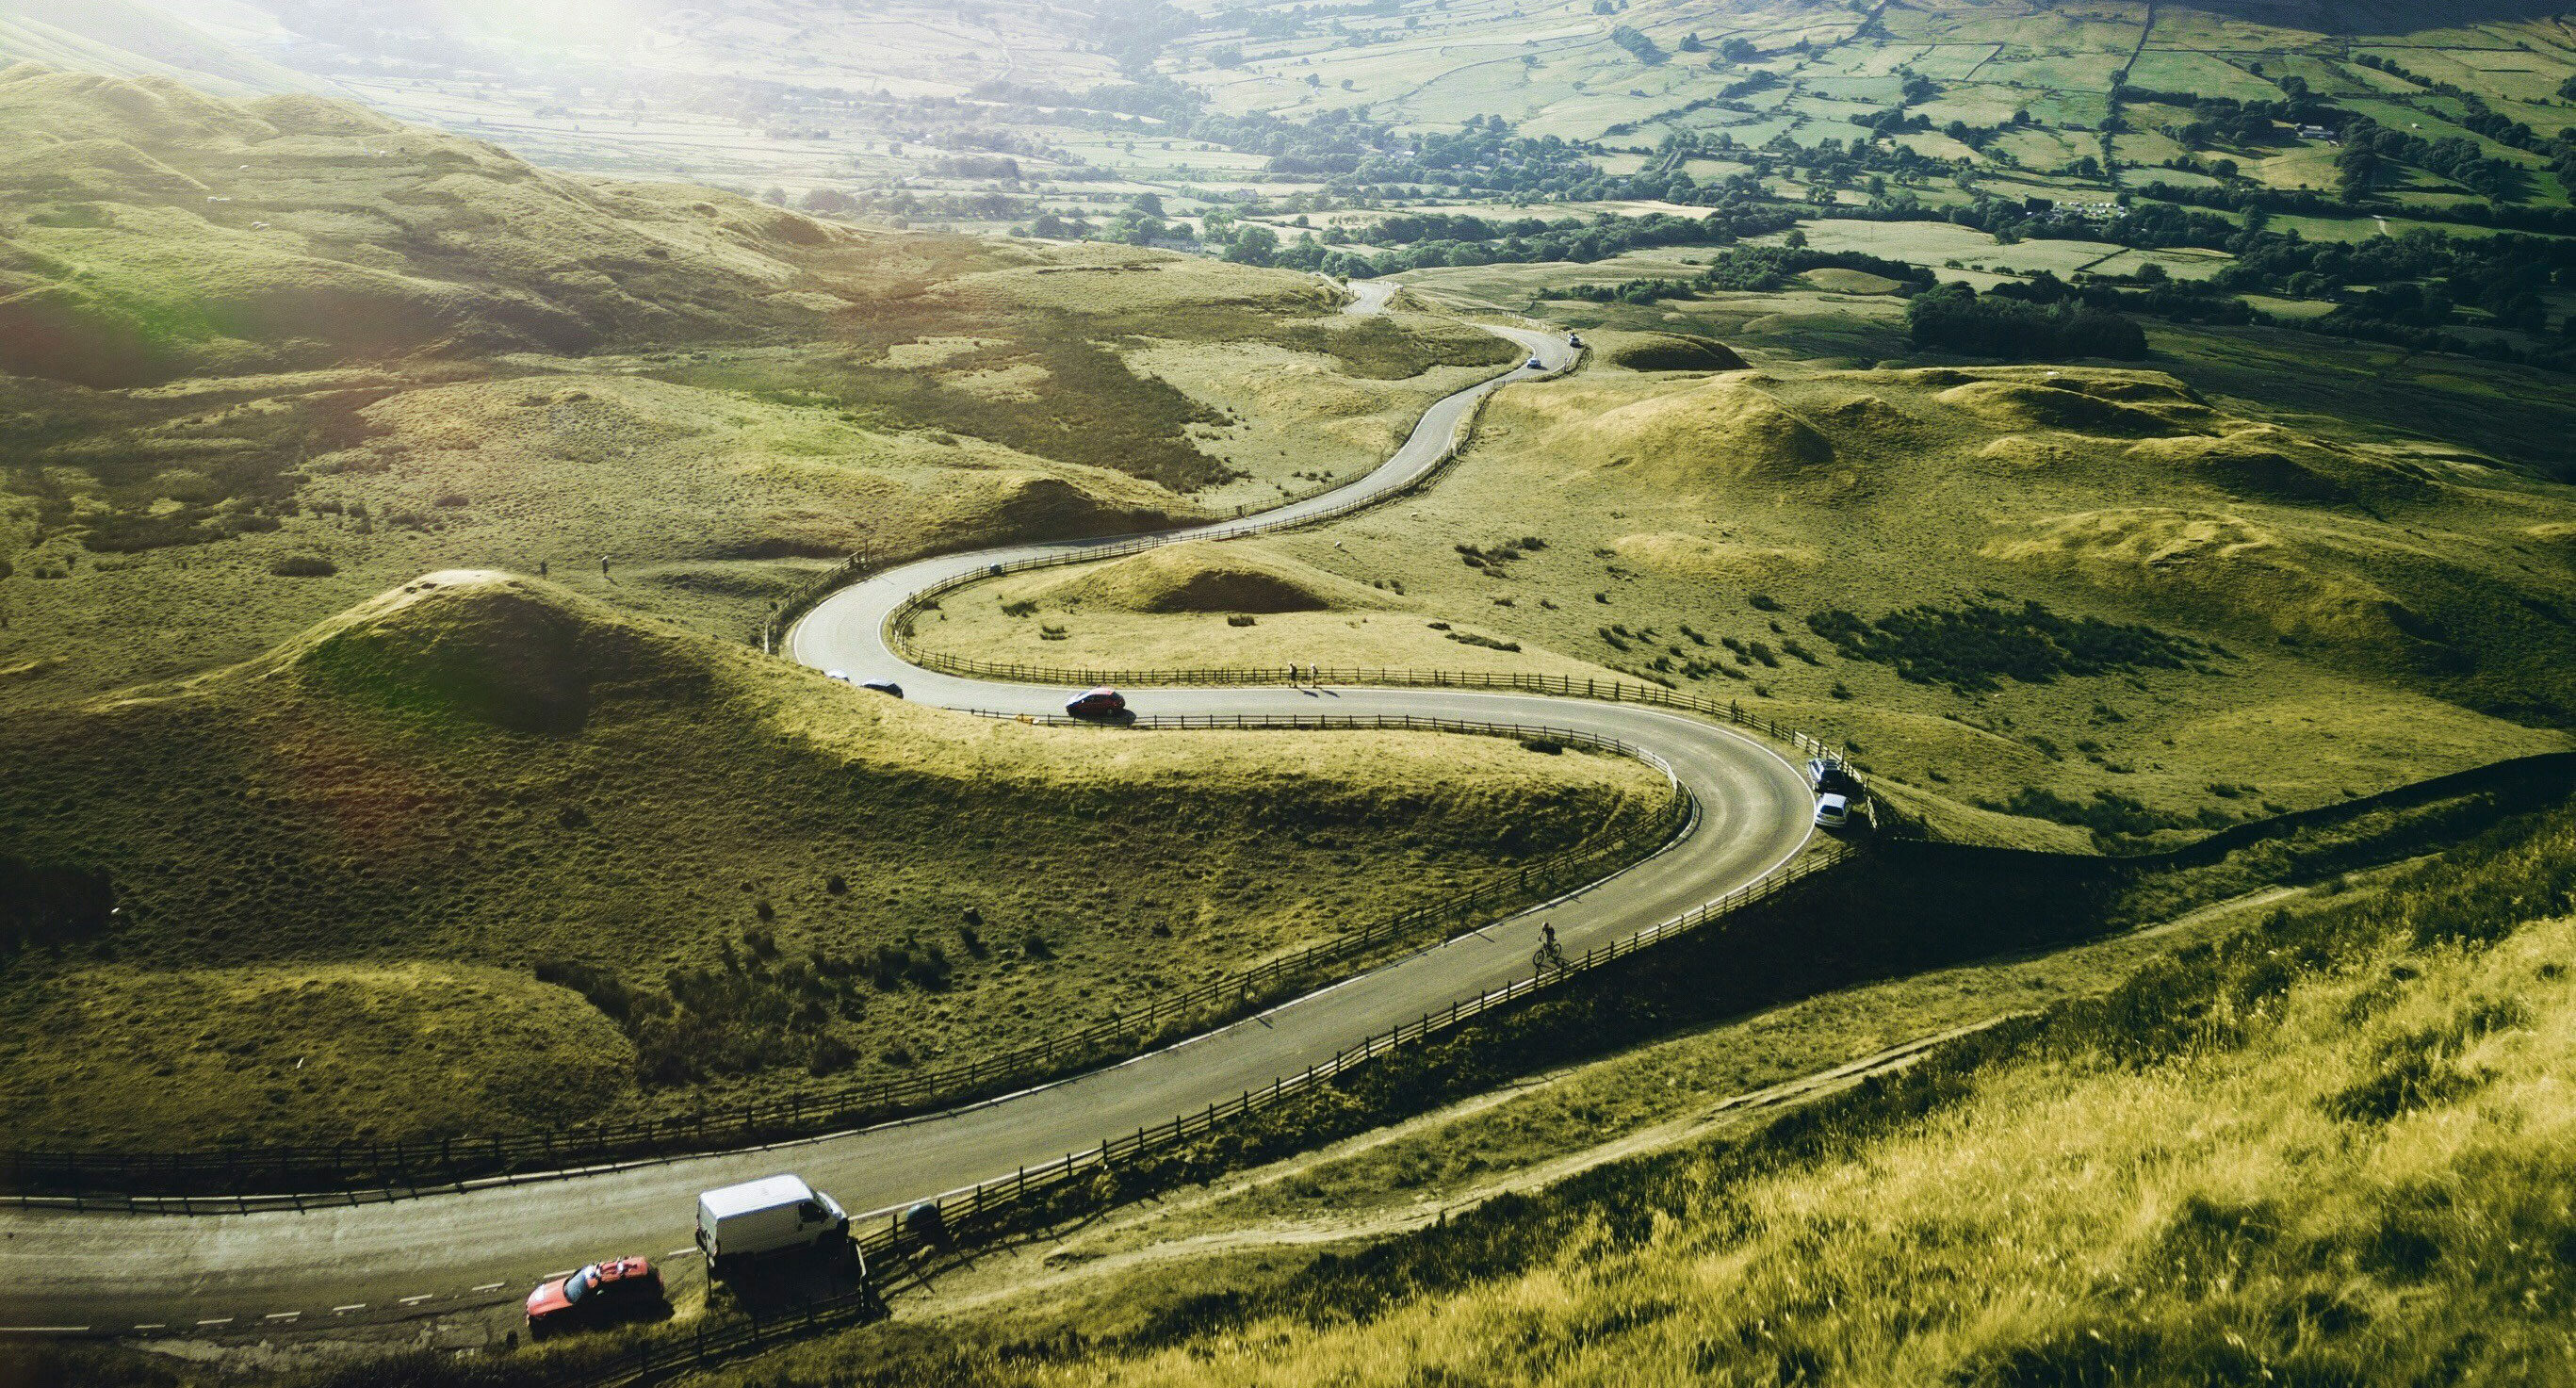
823;670;853;683
695;1174;851;1281
1814;792;1852;829
1566;333;1585;349
1065;686;1128;719
859;678;904;698
526;1256;662;1339
1807;756;1864;797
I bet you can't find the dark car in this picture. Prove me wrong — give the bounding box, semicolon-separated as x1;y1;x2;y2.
526;1256;664;1340
1807;757;1864;797
859;678;904;698
1065;686;1128;719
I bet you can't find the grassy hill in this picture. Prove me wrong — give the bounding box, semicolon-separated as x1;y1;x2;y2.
0;570;1671;1148
0;64;1515;708
916;344;2576;849
705;791;2576;1387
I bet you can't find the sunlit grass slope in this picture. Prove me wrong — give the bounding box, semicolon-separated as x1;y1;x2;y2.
921;342;2576;846
0;63;1511;706
705;798;2576;1388
0;571;1671;1148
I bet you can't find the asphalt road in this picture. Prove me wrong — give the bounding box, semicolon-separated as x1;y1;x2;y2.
0;287;1817;1336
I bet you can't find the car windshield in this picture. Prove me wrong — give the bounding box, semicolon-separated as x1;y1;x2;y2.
562;1266;599;1303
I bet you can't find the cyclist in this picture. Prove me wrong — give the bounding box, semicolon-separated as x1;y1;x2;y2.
1534;922;1566;972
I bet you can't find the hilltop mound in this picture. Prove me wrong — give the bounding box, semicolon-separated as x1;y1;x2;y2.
1604;333;1747;373
936;472;1192;547
2128;426;2431;505
250;570;691;734
1933;378;2186;437
1560;377;1838;482
1034;541;1380;613
1978;508;2436;647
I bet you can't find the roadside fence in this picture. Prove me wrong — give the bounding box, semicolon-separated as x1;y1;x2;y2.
905;645;1856;763
1;717;1690;1208
556;840;1855;1388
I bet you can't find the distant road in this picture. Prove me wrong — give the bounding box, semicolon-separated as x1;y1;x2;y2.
0;285;1817;1335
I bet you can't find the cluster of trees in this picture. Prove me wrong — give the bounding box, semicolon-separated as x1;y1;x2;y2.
1561;243;1933;303
1906;283;2149;360
2338;118;2533;204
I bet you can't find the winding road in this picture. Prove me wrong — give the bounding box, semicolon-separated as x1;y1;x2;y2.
0;284;1818;1337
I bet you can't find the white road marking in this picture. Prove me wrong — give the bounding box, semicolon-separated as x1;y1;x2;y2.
195;1317;234;1327
132;1324;165;1331
264;1312;300;1321
398;1295;433;1305
331;1304;366;1314
542;1269;576;1280
471;1282;504;1292
664;1248;696;1258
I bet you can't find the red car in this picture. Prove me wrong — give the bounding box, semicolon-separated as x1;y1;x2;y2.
526;1256;663;1339
1065;686;1127;719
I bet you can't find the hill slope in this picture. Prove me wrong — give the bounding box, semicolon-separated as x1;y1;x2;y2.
0;571;1672;1147
677;793;2576;1388
0;65;1517;709
920;351;2576;848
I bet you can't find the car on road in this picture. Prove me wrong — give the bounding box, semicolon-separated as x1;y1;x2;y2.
1814;792;1852;829
823;670;853;683
1524;356;1545;369
1065;686;1128;719
1566;333;1584;349
526;1255;663;1339
859;678;904;697
696;1174;851;1281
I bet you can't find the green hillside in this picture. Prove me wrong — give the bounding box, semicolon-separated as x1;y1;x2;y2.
0;570;1671;1148
619;792;2576;1388
0;64;1514;708
915;346;2576;849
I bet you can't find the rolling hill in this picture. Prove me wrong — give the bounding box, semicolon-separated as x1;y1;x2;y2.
0;569;1672;1148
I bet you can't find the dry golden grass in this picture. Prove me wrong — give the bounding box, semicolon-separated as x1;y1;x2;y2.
937;826;2576;1387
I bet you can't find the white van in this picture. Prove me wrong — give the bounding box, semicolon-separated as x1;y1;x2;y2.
694;1174;850;1277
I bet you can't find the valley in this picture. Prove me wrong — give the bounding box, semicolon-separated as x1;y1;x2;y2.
6;1;2576;1384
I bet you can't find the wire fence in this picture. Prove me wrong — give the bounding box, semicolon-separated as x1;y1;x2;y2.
1;715;1691;1208
557;840;1854;1388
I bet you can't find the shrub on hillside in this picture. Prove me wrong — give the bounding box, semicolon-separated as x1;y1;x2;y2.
269;553;338;578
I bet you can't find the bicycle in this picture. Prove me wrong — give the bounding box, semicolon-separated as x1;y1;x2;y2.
1531;937;1568;973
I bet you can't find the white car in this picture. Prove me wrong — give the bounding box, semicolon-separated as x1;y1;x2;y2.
823;669;853;683
1814;793;1851;829
1524;356;1545;369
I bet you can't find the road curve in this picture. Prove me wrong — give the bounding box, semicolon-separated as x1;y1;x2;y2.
0;286;1817;1334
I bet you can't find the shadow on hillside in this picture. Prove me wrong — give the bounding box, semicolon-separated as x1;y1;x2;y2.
2183;0;2569;30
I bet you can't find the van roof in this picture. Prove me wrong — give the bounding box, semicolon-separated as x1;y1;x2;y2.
698;1173;815;1218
